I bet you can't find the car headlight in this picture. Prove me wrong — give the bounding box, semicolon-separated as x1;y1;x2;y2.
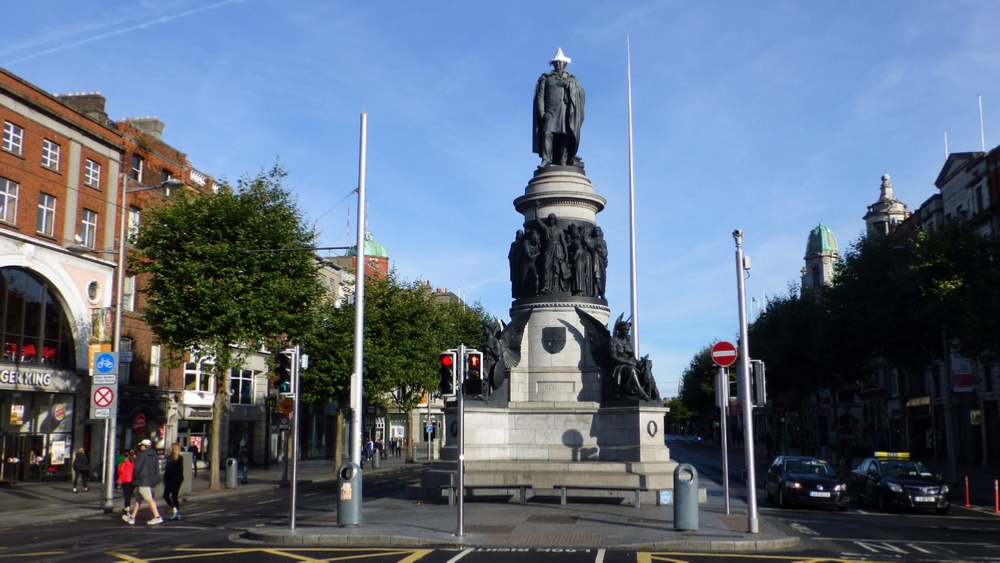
834;483;846;491
787;480;802;489
940;485;949;494
888;482;903;493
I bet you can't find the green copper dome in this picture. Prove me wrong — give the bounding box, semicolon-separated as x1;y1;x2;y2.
346;229;389;258
806;223;839;254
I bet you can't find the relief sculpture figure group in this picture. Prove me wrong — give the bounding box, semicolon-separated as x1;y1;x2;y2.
509;214;607;300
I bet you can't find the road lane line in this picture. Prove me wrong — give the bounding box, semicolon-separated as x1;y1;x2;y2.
184;509;224;517
446;548;474;563
256;498;281;504
815;537;1000;546
595;548;605;563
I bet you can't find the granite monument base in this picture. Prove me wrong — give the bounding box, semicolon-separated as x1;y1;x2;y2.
407;403;678;506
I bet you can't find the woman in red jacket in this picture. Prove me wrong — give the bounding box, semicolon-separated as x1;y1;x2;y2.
117;450;136;514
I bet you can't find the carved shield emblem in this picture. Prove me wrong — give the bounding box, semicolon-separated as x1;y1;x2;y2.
541;326;566;354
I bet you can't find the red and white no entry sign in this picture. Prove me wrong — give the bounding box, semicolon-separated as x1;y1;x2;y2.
711;341;738;367
93;386;115;408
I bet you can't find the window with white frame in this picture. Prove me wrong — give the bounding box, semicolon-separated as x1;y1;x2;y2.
149;344;161;387
130;154;144;182
37;193;56;236
84;159;101;187
184;359;215;392
123;274;136;312
230;368;256;405
2;122;23;155
41;139;60;170
127;206;140;241
80;209;98;248
0;178;18;224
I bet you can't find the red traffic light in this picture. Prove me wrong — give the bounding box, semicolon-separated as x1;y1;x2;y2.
440;354;453;367
469;354;480;367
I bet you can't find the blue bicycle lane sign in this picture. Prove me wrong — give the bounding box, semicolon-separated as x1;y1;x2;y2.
93;352;118;375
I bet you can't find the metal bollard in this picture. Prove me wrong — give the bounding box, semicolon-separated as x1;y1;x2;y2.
337;461;362;527
225;458;238;489
372;451;380;469
674;463;699;531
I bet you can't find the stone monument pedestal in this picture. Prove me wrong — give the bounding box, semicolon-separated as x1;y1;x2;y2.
406;401;677;505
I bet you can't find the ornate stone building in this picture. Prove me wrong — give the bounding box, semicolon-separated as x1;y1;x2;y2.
800;223;840;293
863;174;911;236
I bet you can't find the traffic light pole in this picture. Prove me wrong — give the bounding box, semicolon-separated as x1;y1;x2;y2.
734;229;759;534
456;343;466;538
290;344;301;530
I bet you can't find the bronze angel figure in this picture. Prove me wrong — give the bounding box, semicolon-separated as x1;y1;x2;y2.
480;310;532;395
575;307;660;402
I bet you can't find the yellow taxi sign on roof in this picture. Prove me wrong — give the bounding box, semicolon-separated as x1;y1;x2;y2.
874;451;910;460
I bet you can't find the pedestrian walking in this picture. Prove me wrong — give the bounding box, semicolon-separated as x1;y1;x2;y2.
238;447;250;484
388;438;395;458
163;443;184;520
124;439;163;525
365;439;374;462
114;449;126;489
72;447;89;493
188;443;199;478
117;450;135;513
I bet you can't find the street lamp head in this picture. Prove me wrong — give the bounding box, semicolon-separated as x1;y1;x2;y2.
66;244;119;255
162;178;185;190
126;177;186;194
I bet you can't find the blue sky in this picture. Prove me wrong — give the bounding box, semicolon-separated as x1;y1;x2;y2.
5;1;1000;396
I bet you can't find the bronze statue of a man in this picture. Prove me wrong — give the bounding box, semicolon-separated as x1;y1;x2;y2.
533;48;585;168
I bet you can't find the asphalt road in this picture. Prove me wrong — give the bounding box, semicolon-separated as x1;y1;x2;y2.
665;435;1000;562
2;442;999;563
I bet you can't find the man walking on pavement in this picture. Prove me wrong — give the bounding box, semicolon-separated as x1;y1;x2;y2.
124;439;163;525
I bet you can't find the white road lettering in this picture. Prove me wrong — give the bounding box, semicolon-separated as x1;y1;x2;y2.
855;541;909;554
789;522;819;535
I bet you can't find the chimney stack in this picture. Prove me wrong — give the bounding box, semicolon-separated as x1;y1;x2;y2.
55;92;109;124
125;116;165;140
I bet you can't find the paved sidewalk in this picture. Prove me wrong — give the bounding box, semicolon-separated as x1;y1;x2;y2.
0;453;362;527
1;451;800;551
245;451;799;551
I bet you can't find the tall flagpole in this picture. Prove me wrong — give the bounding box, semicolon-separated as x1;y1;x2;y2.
351;112;368;473
627;36;640;355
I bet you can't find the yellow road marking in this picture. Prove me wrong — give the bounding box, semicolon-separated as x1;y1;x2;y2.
641;554;898;563
105;547;435;562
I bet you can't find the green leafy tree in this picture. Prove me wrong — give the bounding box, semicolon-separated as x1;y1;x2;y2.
301;272;485;468
678;344;721;435
134;163;323;489
664;397;692;432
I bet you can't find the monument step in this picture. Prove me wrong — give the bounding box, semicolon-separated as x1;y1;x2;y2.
418;467;678;490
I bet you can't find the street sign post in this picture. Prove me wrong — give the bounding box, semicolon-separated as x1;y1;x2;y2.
90;352;119;420
717;367;731;515
711;341;737;367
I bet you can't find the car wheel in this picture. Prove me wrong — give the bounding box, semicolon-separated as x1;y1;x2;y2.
850;488;859;505
877;492;889;512
936;506;949;515
778;486;787;508
838;502;849;512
